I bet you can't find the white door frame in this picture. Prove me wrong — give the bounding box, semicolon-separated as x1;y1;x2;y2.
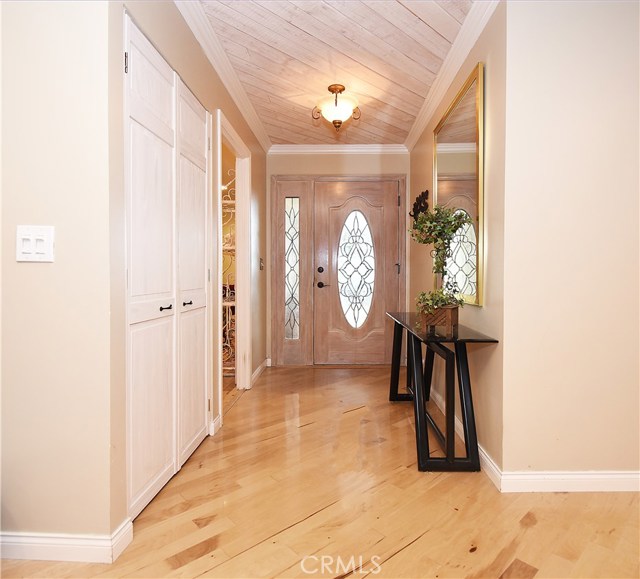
215;110;252;410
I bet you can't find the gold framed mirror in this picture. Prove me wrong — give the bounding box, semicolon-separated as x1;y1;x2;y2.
434;62;484;306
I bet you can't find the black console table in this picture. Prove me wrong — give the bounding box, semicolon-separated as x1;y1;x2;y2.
387;312;498;472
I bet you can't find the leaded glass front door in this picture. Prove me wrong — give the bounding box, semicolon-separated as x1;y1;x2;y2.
272;177;403;365
313;180;400;364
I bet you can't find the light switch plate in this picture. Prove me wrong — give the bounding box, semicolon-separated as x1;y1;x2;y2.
16;225;55;262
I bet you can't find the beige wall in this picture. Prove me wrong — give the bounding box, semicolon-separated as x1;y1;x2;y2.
0;0;4;518
502;0;639;471
267;151;409;178
410;3;507;466
1;0;268;539
108;1;127;531
437;151;476;175
2;2;112;534
410;0;639;474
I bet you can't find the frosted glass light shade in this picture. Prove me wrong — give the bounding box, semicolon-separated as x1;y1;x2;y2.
319;95;358;123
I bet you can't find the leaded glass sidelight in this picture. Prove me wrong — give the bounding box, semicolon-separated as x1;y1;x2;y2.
337;210;375;329
444;209;477;296
284;198;300;339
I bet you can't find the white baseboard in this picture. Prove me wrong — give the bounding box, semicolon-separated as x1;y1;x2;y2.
478;444;502;489
500;470;640;493
0;518;132;563
251;359;267;385
209;413;222;436
427;388;640;493
110;520;132;561
266;357;272;367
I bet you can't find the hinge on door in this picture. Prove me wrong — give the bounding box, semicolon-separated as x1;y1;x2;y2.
397;195;401;207
208;399;211;412
395;262;401;275
124;51;128;74
208;137;211;151
208;268;211;282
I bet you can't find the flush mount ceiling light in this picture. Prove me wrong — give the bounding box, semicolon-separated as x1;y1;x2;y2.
312;84;361;132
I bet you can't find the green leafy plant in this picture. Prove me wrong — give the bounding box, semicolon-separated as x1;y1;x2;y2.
410;203;471;275
410;190;472;314
415;287;464;315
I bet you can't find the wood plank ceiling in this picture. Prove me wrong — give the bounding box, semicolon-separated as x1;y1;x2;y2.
199;0;473;146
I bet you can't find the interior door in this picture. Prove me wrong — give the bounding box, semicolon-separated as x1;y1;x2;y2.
125;18;176;518
176;80;209;467
314;180;400;364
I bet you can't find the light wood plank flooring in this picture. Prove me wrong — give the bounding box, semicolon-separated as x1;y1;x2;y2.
2;367;638;578
223;376;243;415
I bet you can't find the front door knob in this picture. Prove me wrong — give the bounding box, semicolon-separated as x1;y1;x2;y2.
317;281;329;288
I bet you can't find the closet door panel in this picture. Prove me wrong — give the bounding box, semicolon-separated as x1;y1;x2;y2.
178;88;207;172
177;81;208;466
178;307;207;464
129;122;174;304
125;17;176;518
178;156;206;294
128;23;174;147
128;317;175;517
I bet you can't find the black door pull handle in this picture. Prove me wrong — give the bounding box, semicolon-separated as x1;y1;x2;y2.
159;304;173;311
183;300;193;306
317;281;330;288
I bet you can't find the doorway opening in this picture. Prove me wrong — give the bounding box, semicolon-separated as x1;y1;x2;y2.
213;111;252;426
221;141;239;412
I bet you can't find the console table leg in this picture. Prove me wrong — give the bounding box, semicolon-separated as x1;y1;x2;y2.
389;321;403;401
455;343;480;470
444;346;456;462
406;341;413;392
423;347;435;401
410;335;430;471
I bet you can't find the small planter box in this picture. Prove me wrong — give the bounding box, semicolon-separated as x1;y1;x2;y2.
418;306;459;338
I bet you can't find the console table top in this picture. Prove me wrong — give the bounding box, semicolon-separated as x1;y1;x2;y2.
386;312;498;344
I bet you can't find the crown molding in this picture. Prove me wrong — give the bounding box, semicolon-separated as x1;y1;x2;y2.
174;0;272;152
405;0;500;151
437;142;476;153
268;144;409;156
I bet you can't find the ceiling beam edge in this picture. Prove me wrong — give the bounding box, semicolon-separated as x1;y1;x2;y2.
404;0;500;151
174;0;272;152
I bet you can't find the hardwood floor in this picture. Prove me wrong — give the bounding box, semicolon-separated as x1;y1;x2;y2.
223;375;243;415
2;367;638;578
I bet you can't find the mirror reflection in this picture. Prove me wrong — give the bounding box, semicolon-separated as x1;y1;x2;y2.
434;62;484;306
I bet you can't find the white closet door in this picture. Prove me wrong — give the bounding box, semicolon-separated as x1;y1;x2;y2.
125;17;176;519
177;81;209;466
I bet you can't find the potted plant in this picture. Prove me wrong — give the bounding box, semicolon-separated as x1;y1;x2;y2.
409;190;471;336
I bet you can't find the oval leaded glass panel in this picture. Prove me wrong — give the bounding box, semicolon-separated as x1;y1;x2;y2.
337;210;375;329
444;209;477;296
